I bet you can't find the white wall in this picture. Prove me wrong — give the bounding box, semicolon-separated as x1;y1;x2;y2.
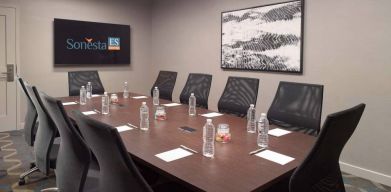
151;0;391;185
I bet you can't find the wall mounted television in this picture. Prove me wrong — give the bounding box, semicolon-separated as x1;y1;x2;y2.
54;18;130;65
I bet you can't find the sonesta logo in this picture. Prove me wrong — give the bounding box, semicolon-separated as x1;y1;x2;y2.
66;37;120;51
108;37;120;50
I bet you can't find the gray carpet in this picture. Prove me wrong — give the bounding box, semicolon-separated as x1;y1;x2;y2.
1;130;390;192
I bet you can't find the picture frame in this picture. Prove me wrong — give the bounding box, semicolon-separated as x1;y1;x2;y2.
221;0;304;74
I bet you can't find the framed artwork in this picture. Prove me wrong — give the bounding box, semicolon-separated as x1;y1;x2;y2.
221;0;304;74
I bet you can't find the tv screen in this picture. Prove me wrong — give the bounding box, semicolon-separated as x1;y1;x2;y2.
54;18;130;65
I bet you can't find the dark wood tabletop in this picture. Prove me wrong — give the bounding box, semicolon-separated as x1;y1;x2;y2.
60;92;316;192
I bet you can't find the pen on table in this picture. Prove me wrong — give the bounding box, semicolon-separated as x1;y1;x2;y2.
249;148;266;155
127;123;138;129
180;145;198;154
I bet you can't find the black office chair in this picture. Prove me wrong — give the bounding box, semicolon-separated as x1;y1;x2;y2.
289;104;366;192
19;85;59;185
17;78;38;147
72;111;153;192
217;76;259;117
40;93;98;192
68;70;105;96
150;71;177;101
267;81;324;136
179;73;212;109
73;111;187;192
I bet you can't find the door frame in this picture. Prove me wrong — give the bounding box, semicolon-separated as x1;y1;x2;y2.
0;4;20;130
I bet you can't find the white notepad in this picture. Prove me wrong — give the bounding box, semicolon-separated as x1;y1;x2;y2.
82;111;97;115
132;96;148;99
115;125;133;132
200;112;223;118
268;128;291;137
256;150;295;165
62;102;77;106
162;103;182;107
155;148;193;162
91;94;101;97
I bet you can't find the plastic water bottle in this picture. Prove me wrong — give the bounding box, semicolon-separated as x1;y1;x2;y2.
246;104;256;133
188;93;196;116
153;87;159;106
123;82;129;98
203;119;215;158
79;86;87;105
140;102;149;131
102;92;109;115
257;113;269;148
86;82;92;99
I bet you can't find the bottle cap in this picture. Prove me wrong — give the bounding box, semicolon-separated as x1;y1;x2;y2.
124;81;128;84
104;92;108;95
207;119;212;123
88;82;91;84
191;93;194;96
81;86;85;88
155;87;158;89
250;104;254;107
261;113;266;117
142;102;146;105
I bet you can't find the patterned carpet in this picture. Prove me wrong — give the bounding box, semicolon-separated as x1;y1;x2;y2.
0;130;390;192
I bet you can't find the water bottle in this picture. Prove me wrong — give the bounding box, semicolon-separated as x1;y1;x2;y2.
203;119;215;158
257;113;269;148
79;86;87;105
102;92;109;115
86;82;92;99
246;104;256;133
153;87;159;106
188;93;196;116
140;102;149;131
123;82;129;98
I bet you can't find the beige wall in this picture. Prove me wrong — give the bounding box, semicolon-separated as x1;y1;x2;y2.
1;0;153;125
1;0;390;185
151;0;391;184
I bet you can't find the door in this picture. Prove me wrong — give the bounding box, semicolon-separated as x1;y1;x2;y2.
0;7;17;131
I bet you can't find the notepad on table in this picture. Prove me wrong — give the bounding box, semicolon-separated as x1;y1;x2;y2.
115;125;133;132
268;128;291;137
132;96;148;99
82;111;97;115
155;148;193;162
62;102;77;106
162;103;182;107
200;112;223;118
255;150;294;165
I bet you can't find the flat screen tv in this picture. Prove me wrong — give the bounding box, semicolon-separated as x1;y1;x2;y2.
54;18;130;65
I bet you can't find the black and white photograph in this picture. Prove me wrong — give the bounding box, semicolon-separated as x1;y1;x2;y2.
221;0;304;73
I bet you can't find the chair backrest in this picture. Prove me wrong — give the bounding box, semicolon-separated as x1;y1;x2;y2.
289;104;365;192
217;76;259;117
179;73;212;109
267;81;324;135
72;111;153;192
40;93;91;192
68;70;105;96
25;85;58;175
150;71;177;101
17;78;38;146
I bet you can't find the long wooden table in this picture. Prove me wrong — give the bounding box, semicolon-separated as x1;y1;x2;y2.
60;92;315;192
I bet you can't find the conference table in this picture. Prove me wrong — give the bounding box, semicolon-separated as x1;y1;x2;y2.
60;92;316;192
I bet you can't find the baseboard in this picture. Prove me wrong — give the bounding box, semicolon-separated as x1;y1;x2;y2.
18;122;24;130
340;161;391;187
